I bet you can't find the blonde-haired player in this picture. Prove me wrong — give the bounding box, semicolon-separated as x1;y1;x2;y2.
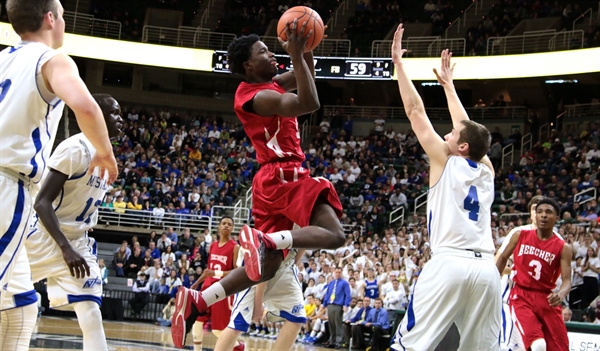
0;0;116;349
390;24;501;350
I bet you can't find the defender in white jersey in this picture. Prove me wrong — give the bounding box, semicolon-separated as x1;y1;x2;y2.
2;94;122;351
0;1;116;350
213;248;306;351
390;25;501;351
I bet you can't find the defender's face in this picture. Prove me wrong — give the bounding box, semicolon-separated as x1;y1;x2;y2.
444;124;466;156
535;204;557;229
219;218;233;235
103;98;123;138
51;0;66;49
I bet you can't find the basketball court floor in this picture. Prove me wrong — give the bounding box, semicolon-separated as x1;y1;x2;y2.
32;316;331;351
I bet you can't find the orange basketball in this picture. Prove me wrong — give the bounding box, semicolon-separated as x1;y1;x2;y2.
277;6;324;52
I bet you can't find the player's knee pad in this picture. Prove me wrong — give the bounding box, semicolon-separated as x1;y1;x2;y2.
530;338;547;351
192;321;204;343
0;303;38;351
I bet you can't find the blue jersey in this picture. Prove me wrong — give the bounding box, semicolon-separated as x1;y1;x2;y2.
365;279;379;299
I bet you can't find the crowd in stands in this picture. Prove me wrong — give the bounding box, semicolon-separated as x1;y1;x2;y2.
465;0;600;55
100;102;600;346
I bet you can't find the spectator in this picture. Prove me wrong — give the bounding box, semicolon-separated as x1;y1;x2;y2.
112;245;128;277
129;271;150;317
322;267;352;348
156;298;176;326
125;246;145;278
354;298;390;351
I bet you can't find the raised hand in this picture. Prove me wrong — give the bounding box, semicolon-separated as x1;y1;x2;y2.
433;49;456;86
392;24;408;65
278;19;312;58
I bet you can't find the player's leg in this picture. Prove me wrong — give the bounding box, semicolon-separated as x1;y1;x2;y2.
191;320;205;351
540;305;568;351
0;248;37;351
509;288;545;351
391;256;466;351
454;260;501;351
240;200;344;281
73;301;107;351
171;250;283;348
214;285;257;351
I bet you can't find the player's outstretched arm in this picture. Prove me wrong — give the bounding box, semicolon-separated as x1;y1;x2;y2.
42;53;117;182
34;169;91;279
494;226;520;272
392;24;448;167
549;244;573;307
495;230;521;275
434;50;494;172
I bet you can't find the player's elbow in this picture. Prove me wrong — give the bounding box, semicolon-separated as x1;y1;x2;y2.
33;197;51;214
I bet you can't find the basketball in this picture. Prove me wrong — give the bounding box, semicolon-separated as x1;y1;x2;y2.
277;6;325;52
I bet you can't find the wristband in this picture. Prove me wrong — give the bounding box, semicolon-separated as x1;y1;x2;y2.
214;270;223;277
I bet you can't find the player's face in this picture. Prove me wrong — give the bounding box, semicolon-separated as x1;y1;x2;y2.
50;0;65;49
444;124;467;156
102;98;123;138
219;218;233;235
535;204;557;229
249;41;277;78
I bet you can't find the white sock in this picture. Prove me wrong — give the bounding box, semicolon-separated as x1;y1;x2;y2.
192;321;203;351
266;230;293;250
201;282;227;307
0;303;38;351
530;338;547;351
74;301;107;351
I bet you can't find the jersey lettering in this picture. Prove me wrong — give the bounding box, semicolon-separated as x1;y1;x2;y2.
0;79;12;103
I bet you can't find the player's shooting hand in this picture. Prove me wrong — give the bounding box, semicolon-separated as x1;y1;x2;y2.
89;153;118;184
278;19;312;58
433;49;456;86
547;292;562;307
391;24;408;65
62;246;91;279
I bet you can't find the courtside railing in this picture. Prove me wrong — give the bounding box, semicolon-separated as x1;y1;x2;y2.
64;11;121;39
324;105;529;121
487;29;584;55
372;37;466;58
260;36;352;57
142;25;236;50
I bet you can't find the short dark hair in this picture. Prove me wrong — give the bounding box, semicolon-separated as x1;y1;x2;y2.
527;195;545;213
227;34;260;76
219;216;233;224
458;120;491;162
535;197;560;215
7;0;59;34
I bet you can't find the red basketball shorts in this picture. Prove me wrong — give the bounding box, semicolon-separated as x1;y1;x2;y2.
509;285;568;351
251;161;343;233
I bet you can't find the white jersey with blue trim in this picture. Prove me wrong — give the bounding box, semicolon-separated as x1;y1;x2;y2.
33;134;110;240
427;156;495;254
0;42;65;186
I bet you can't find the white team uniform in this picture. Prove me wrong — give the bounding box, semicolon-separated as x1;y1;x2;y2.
0;42;65;309
392;156;501;351
227;249;306;332
3;134;108;310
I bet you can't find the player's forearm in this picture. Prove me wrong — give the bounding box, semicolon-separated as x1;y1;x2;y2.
254;282;268;306
558;281;571;299
394;63;426;120
495;257;508;275
75;111;114;158
443;85;470;128
303;51;316;78
291;55;320;112
34;199;70;250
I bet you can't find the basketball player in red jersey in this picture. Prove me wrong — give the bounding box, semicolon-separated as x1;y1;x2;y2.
187;216;244;351
171;20;344;348
495;198;572;351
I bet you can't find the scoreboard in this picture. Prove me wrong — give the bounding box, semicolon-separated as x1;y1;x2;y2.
213;51;394;80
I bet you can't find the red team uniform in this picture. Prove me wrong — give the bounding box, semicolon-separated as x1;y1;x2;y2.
197;239;237;330
234;81;343;236
510;229;568;351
